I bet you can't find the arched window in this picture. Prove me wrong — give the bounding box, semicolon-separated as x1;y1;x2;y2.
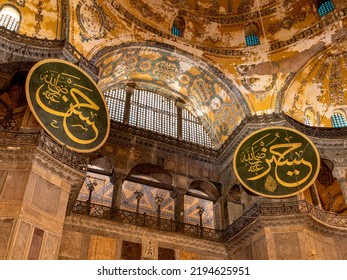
304;116;312;126
182;108;212;147
245;23;260;47
304;109;314;126
331;111;347;128
0;5;21;32
129;89;178;137
103;87;214;148
76;157;114;211
104;88;126;123
172;16;185;37
317;0;335;17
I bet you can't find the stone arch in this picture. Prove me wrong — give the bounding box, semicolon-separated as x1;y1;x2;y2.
189;179;220;201
89;155;114;174
315;158;347;214
94;43;251;148
172;15;185;37
227;184;241;205
127;163;173;186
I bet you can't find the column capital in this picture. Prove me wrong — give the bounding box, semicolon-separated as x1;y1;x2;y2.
170;186;187;199
332;167;347;207
125;84;135;95
332;167;347;182
175;100;185;109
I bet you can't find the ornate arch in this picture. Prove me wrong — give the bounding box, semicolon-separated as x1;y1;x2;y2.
94;43;251;147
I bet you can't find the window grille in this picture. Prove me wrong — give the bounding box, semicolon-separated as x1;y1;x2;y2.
0;5;20;32
172;25;182;37
182;108;212;147
245;34;260;47
129;89;178;138
304;115;312;126
318;1;334;17
104;88;126;123
331;112;347;128
104;88;213;148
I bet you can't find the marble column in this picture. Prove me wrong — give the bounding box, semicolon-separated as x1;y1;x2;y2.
0;143;85;259
175;101;184;140
123;84;135;125
332;167;347;206
111;176;125;210
173;187;187;225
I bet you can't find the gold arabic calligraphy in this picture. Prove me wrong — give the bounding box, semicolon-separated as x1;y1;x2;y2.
36;70;100;145
239;132;313;189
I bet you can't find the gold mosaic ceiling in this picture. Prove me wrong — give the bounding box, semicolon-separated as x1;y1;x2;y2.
6;0;347;146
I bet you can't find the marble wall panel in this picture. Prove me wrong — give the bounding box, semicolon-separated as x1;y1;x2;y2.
87;235;117;260
1;171;28;200
179;250;202;260
252;235;269;260
121;241;142;260
41;232;60;260
274;232;301;260
28;227;44;259
158;247;175;260
0;170;8;196
0;218;14;259
32;177;61;216
58;230;83;260
10;220;31;259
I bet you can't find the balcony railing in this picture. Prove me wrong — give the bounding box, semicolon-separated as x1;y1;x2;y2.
72;200;221;242
72;199;347;243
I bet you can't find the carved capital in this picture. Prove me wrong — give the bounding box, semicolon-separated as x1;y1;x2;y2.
125;84;135;95
332;167;347;183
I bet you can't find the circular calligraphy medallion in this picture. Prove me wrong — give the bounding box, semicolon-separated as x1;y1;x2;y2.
233;127;320;198
25;59;110;153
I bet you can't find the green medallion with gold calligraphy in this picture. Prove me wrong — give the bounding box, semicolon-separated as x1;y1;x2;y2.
233;127;320;198
25;59;110;153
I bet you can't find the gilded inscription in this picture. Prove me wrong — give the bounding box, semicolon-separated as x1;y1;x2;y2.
233;127;320;198
25;59;110;153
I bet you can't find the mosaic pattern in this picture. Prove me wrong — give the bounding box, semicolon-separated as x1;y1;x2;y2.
8;0;25;7
129;0;165;22
158;0;276;23
34;1;44;34
267;10;306;35
270;8;347;52
76;0;115;42
97;45;248;144
120;179;214;228
103;0;274;57
78;171;113;206
238;0;254;14
282;43;347;127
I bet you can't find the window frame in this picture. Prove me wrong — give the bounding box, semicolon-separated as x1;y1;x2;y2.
0;4;21;32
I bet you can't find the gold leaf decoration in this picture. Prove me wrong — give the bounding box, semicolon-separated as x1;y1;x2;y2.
265;175;277;192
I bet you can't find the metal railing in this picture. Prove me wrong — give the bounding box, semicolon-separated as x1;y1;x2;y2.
72;199;347;243
0;129;88;173
72;200;221;242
